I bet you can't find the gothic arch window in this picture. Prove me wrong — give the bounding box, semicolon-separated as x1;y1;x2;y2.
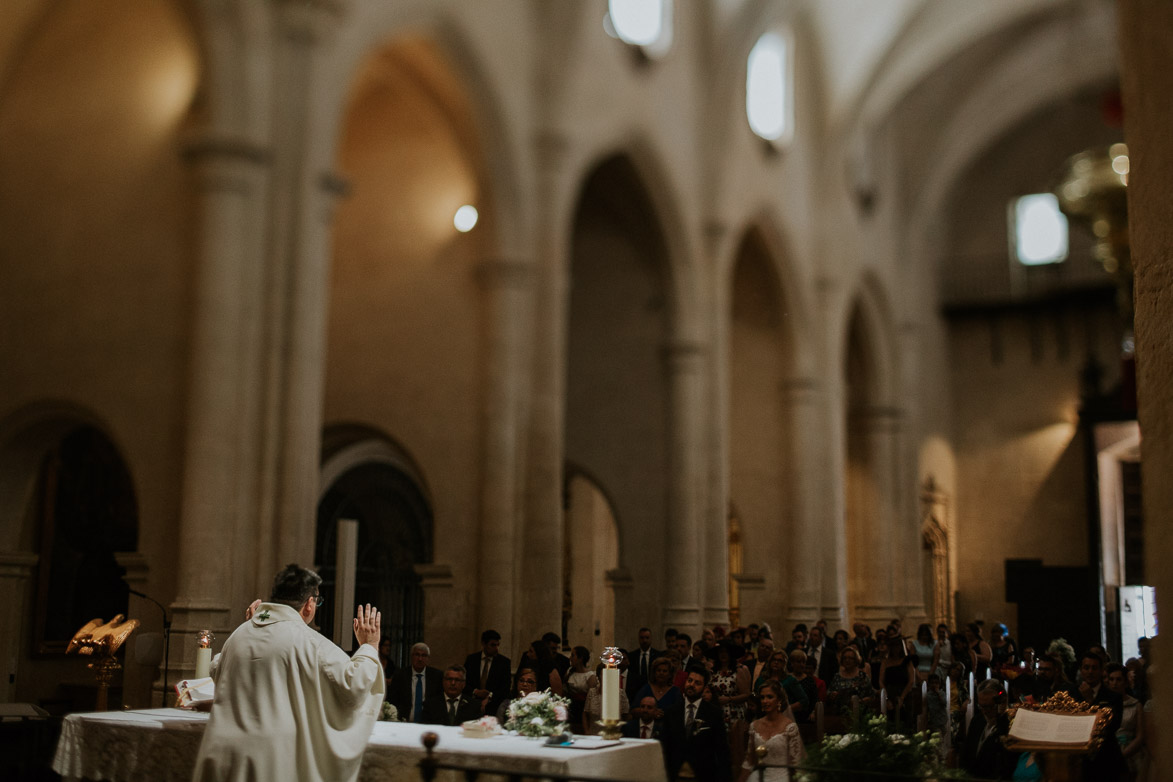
606;0;674;58
746;31;794;145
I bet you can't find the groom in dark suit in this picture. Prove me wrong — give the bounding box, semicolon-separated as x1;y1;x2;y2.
464;629;512;716
663;665;729;782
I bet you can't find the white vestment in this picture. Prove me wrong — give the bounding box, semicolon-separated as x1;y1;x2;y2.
192;603;384;782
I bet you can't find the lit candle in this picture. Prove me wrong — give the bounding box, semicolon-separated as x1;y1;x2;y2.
194;630;214;679
600;647;623;722
602;666;619;721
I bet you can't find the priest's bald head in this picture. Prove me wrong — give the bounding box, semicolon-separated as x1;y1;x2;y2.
270;563;323;623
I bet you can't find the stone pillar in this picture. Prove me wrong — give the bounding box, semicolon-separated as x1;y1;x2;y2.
171;134;268;660
1118;2;1173;775
784;378;825;625
820;281;850;627
662;340;706;632
850;406;903;619
701;221;730;629
474;258;533;642
519;131;570;650
264;0;344;572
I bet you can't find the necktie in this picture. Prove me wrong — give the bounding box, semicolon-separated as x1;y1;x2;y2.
481;656;491;689
641;724;650;739
413;674;424;722
641;651;649;680
448;698;458;725
686;702;696;727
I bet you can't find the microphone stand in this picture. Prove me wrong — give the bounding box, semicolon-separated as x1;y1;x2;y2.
128;588;171;706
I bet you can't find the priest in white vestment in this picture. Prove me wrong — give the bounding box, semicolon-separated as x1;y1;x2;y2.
192;564;385;782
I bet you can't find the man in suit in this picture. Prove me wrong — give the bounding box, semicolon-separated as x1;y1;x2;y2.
750;636;775;683
464;629;512;716
960;679;1017;780
662;665;730;782
543;631;570;681
1066;650;1127;779
627;627;661;699
622;695;664;740
422;665;482;726
387;641;442;723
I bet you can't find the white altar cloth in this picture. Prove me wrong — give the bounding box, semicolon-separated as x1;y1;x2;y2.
51;709;667;782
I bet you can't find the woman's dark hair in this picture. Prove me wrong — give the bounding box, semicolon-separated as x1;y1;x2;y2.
966;622;984;639
269;563;321;608
573;645;590;667
1105;662;1126;677
917;623;932;642
531;640;552;663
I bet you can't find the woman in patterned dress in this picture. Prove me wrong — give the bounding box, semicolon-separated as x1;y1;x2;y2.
708;641;752;772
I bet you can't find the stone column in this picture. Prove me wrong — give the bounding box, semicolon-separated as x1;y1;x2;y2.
1118;3;1173;775
171;134;268;660
701;221;730;629
819;281;850;627
662;340;705;632
783;378;825;626
265;0;344;571
519;131;570;650
851;405;903;619
474;258;533;641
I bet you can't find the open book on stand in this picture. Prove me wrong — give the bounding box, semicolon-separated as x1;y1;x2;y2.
174;677;215;709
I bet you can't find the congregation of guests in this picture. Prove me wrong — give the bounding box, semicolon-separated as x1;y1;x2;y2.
383;618;1157;782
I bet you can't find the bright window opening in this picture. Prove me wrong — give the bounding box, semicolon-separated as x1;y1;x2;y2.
1012;193;1068;265
746;33;791;143
606;0;673;56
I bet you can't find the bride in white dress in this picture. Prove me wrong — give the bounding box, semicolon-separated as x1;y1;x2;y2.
737;679;806;782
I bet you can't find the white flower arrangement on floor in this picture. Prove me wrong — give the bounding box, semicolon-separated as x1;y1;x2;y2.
504;689;571;737
379;702;399;722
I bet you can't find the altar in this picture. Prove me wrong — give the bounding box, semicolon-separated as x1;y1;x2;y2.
51;709;667;782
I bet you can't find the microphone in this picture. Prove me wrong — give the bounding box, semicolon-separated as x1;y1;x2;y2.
128;587;172;706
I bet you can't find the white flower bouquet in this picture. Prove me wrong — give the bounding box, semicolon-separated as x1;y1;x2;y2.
504;689;571;737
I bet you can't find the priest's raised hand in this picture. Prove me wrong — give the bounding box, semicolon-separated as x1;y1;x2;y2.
192;564;387;782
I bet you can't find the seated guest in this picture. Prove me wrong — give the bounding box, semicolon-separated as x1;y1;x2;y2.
960;679;1017;780
1105;662;1146;776
422;665;482;726
623;695;664;740
388;641;442;723
1034;653;1067;699
464;629;511;716
804;655;827;703
634;656;683;720
496;667;538;723
585;662;630;733
192;564;383;782
784;624;808;654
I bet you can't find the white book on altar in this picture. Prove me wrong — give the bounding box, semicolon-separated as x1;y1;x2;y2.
1008;708;1096;746
174;677;215;709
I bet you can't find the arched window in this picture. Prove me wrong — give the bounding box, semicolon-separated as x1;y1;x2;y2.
1011;193;1068;265
746;32;793;144
606;0;674;58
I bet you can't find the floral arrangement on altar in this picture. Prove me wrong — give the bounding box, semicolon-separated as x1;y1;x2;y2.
504;689;571;737
379;702;399;722
797;716;961;781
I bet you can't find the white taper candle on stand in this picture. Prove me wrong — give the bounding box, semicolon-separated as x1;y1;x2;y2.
194;629;215;679
598;647;625;738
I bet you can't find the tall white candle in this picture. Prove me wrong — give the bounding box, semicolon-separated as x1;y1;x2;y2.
194;646;212;679
602;666;619;721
